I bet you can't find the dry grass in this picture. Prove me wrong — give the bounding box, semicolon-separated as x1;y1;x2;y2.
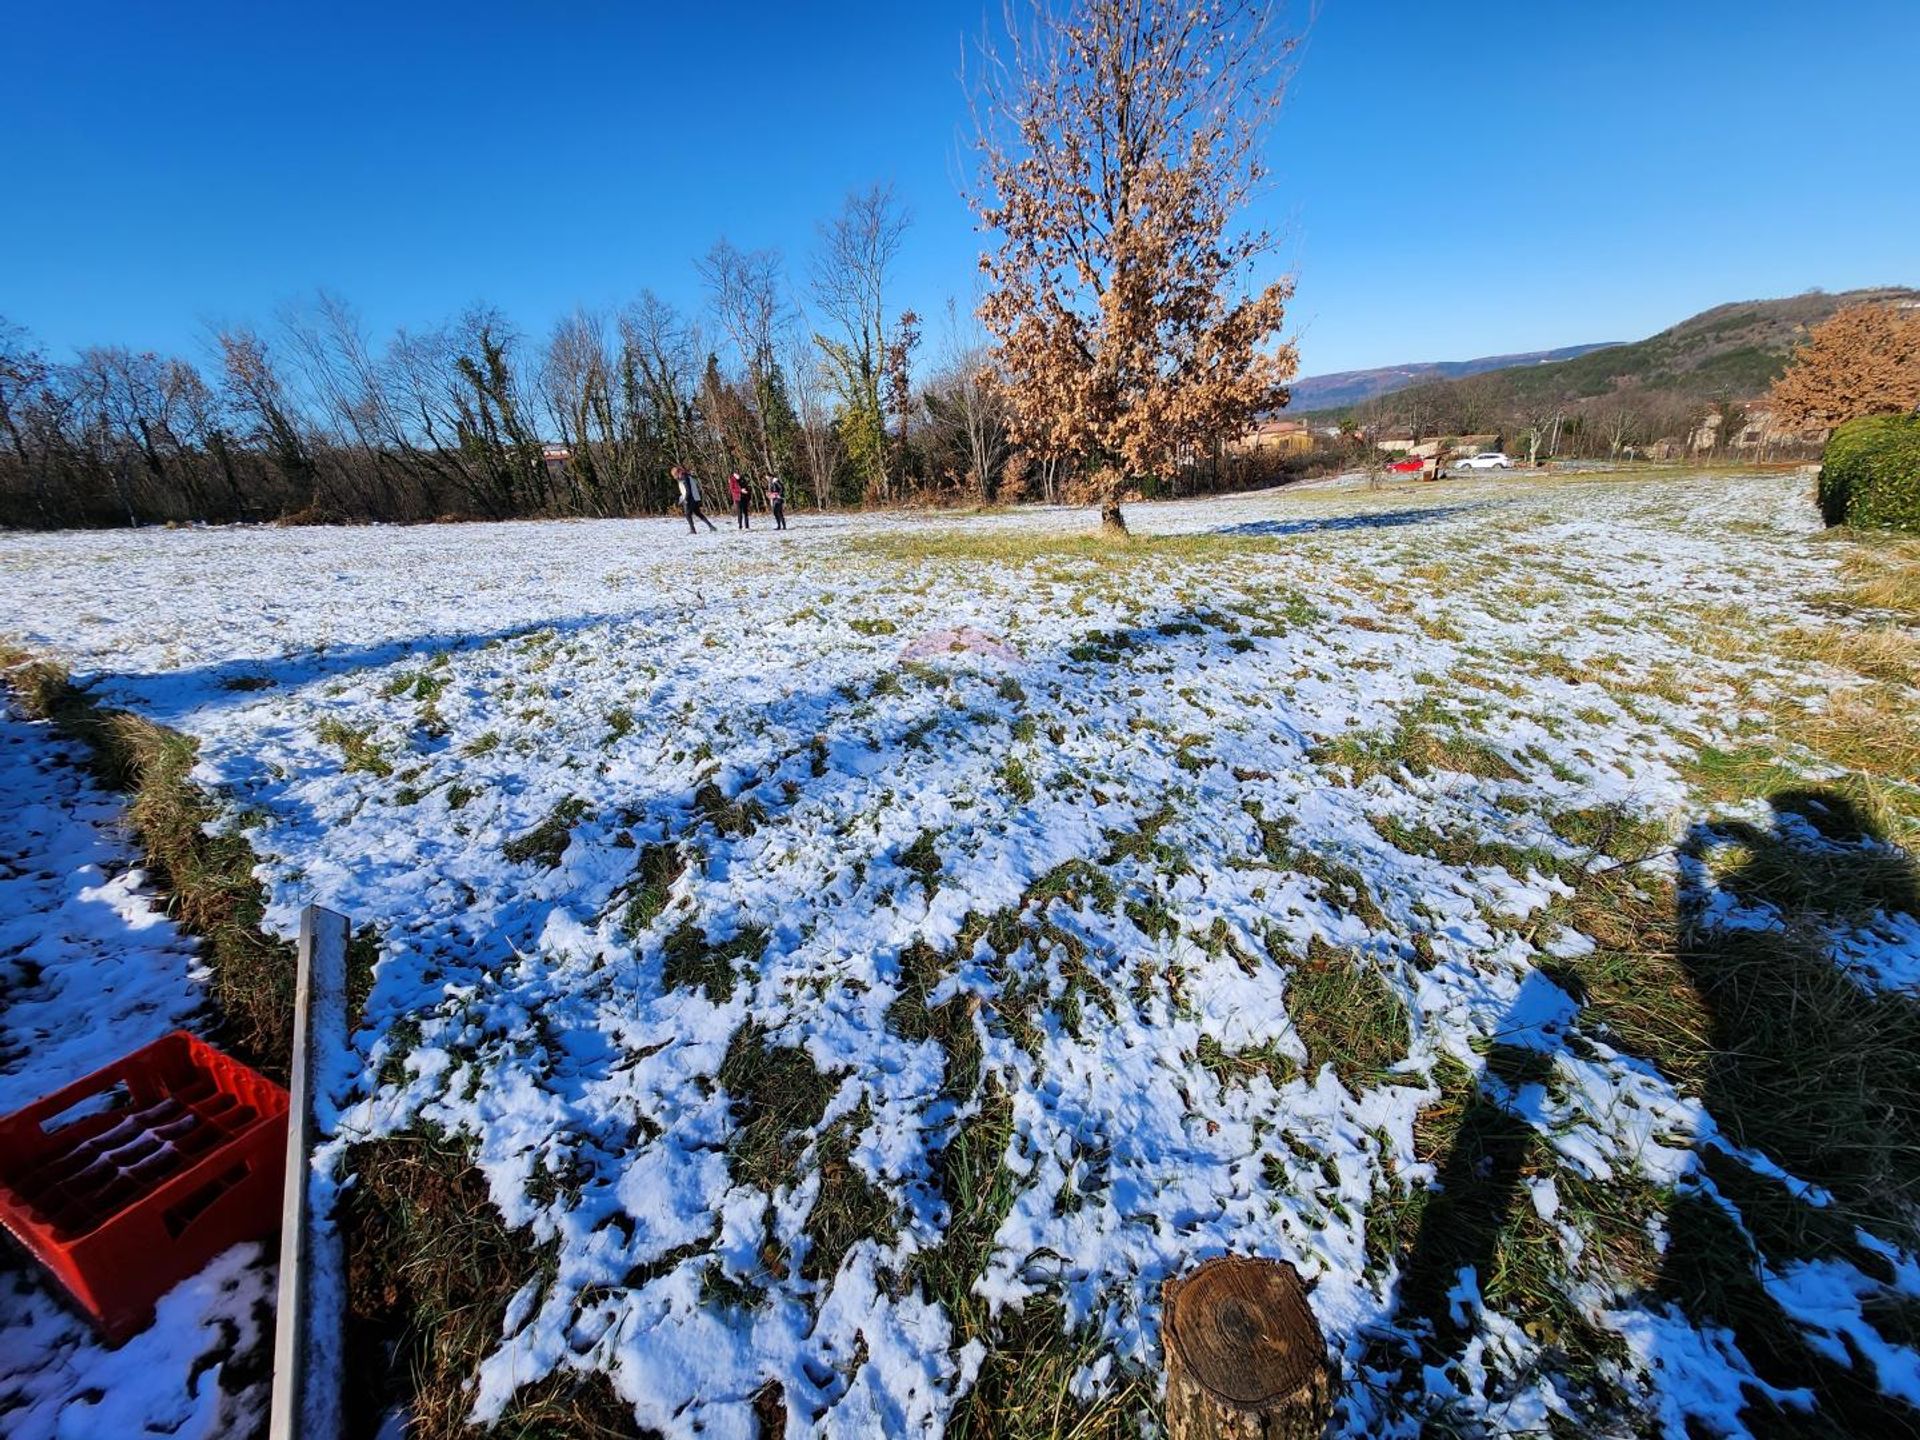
1363;1053;1639;1424
887;940;985;1101
1536;775;1920;1431
501;795;591;867
848;526;1287;572
1787;621;1920;688
1833;529;1920;615
1313;694;1519;786
1468;518;1920;1428
1673;530;1920;851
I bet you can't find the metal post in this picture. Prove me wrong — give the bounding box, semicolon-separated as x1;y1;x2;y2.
269;903;349;1440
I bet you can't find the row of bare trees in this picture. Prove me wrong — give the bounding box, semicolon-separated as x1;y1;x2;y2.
0;186;1037;529
7;0;1332;535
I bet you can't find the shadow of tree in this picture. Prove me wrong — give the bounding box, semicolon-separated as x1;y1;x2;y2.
1209;503;1486;539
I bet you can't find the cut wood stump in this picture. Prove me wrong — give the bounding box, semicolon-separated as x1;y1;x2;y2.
1162;1255;1332;1440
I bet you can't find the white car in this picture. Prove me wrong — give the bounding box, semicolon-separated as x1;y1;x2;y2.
1455;451;1514;471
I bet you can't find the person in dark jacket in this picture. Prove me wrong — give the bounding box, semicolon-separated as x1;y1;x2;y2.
729;472;751;529
674;465;717;533
766;472;787;531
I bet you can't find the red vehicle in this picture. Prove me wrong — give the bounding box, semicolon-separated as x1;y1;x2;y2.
1386;457;1426;475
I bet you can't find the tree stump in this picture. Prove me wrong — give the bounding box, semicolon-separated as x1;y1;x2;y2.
1162;1256;1332;1440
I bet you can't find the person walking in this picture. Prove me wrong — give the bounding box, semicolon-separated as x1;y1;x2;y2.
766;472;787;531
729;472;751;530
674;465;717;534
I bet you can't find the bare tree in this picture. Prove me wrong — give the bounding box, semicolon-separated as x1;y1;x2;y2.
0;319;54;521
539;310;611;513
785;327;842;507
923;298;1011;500
1520;408;1562;467
699;240;798;498
278;290;433;516
812;183;911;501
621;291;699;484
1600;408;1637;461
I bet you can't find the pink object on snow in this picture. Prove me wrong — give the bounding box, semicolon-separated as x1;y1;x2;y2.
897;626;1023;665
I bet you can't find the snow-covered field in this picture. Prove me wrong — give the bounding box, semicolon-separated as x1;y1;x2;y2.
3;468;1916;1437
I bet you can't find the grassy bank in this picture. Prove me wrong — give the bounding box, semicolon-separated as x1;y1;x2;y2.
0;645;294;1079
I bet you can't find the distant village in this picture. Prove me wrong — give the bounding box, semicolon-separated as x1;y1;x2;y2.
1233;405;1831;471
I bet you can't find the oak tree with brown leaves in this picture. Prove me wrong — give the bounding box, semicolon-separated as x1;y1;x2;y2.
970;0;1300;532
1767;303;1920;430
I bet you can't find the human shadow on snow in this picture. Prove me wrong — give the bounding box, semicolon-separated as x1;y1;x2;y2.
1657;789;1920;1437
1367;788;1920;1434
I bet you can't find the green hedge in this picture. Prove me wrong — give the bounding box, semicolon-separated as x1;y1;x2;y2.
1819;412;1920;531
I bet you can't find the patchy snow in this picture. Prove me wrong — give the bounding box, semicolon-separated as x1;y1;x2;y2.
0;1242;275;1440
0;703;274;1437
0;705;208;1108
2;469;1914;1436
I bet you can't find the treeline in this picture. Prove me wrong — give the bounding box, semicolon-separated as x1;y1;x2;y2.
0;185;1292;531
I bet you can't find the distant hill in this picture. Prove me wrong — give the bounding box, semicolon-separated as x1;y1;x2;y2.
1288;342;1620;412
1300;287;1919;421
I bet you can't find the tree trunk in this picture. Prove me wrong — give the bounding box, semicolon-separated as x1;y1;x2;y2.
1163;1256;1332;1440
1099;468;1128;534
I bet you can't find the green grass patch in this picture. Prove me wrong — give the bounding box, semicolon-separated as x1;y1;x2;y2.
462;730;501;757
1000;755;1036;803
802;1101;897;1285
501;795;590;867
886;941;984;1101
341;1130;637;1439
620;842;685;938
662;920;767;1003
907;1086;1150;1437
315;716;395;778
718;1023;837;1193
1315;695;1519;785
1283;938;1410;1092
693;780;763;837
1196;1034;1298;1092
1025;858;1119;911
899;829;943;898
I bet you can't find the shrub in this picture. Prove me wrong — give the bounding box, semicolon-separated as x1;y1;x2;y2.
1818;412;1920;531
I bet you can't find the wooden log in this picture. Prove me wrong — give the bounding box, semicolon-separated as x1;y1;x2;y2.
1162;1255;1332;1440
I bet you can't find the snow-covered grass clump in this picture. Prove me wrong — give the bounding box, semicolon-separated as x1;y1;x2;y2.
3;468;1917;1437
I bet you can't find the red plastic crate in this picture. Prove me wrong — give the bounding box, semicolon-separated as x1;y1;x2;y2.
0;1030;288;1341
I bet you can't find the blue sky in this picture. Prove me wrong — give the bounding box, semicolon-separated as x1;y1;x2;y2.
4;0;1914;377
